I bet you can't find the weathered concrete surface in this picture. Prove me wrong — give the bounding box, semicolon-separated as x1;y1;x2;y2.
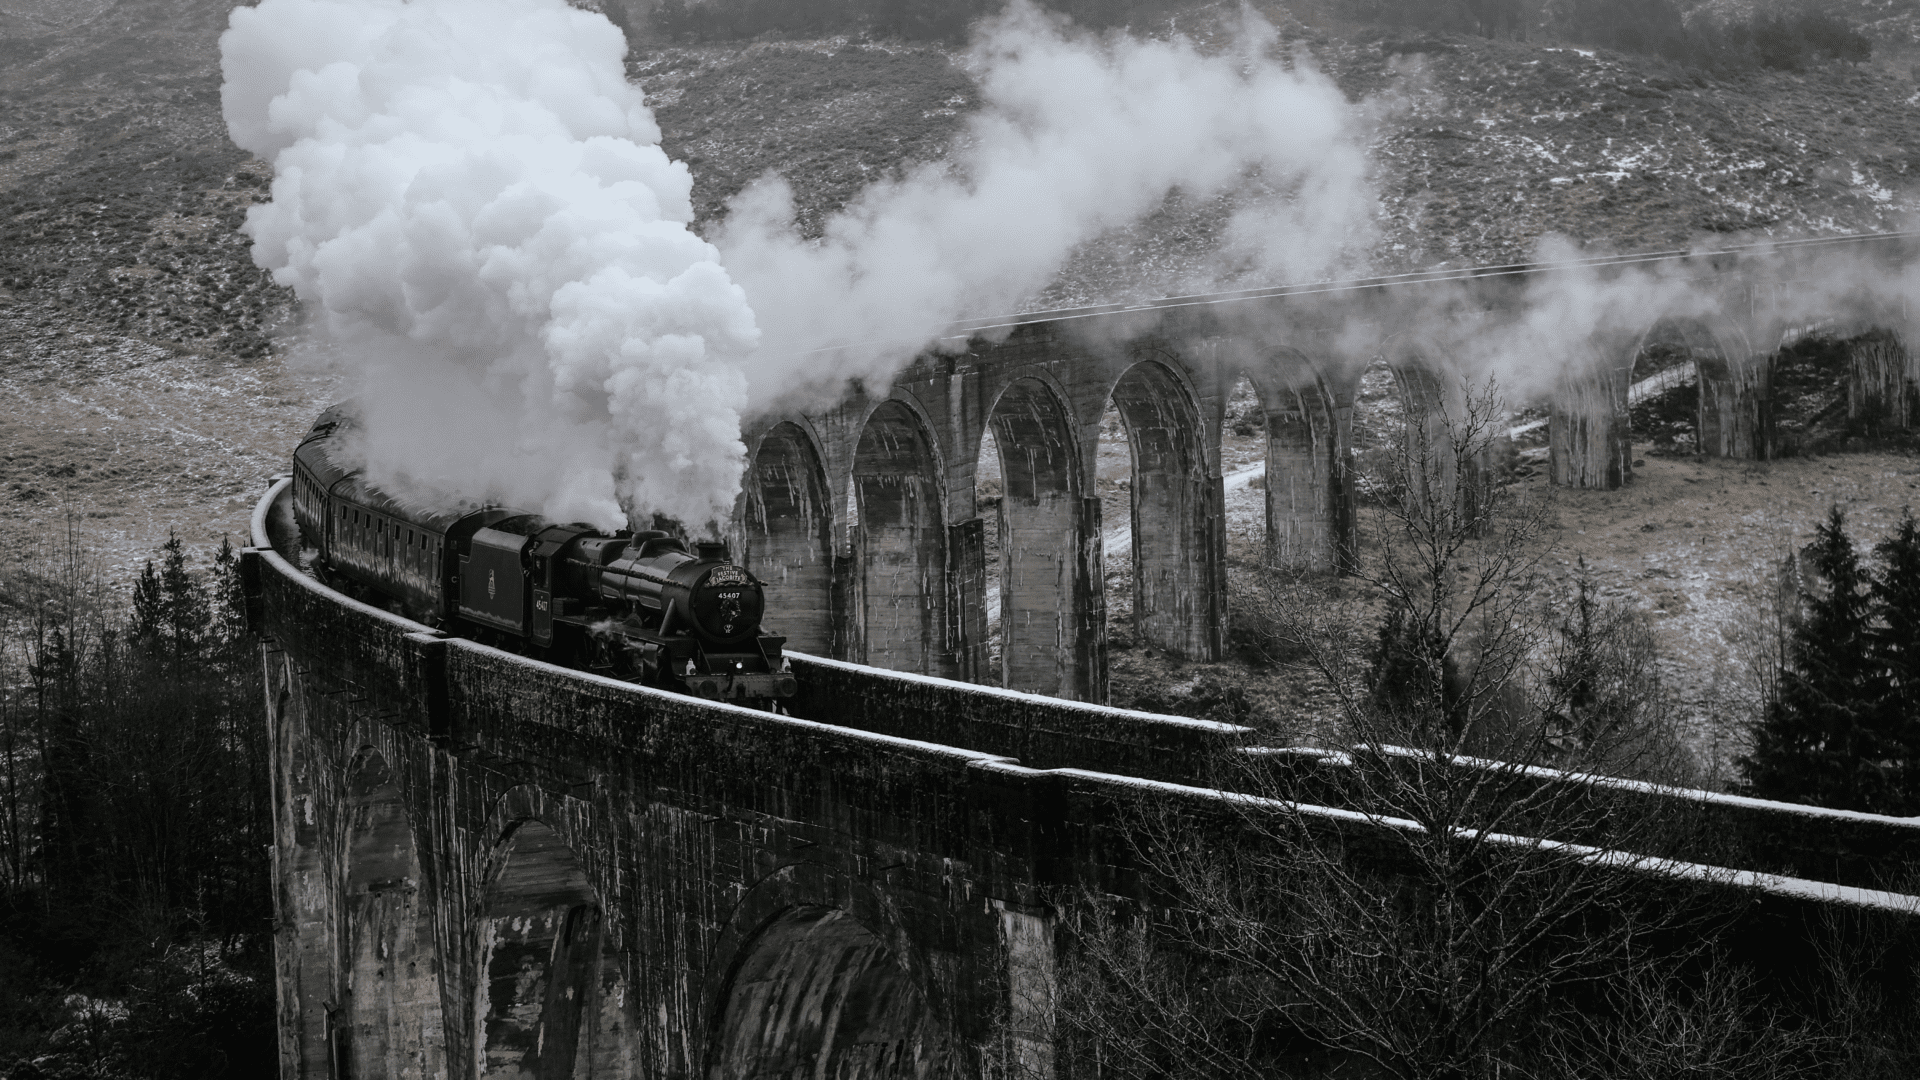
251;470;1920;1080
734;233;1920;703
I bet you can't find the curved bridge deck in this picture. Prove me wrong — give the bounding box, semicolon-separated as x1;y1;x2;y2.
247;454;1920;1076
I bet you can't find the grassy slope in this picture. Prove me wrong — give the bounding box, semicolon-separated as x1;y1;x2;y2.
625;5;1920;285
0;0;329;579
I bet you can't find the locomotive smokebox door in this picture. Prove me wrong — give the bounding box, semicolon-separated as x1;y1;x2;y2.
692;564;762;641
459;527;531;634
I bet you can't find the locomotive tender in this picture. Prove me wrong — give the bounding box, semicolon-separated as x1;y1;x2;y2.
290;405;797;703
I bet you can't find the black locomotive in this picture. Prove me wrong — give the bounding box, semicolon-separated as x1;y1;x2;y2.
291;405;796;703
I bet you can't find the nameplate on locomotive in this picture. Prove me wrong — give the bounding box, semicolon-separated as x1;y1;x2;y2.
707;566;749;586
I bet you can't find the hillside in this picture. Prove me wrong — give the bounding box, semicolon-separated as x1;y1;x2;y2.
633;8;1920;300
2;0;1918;759
0;0;332;578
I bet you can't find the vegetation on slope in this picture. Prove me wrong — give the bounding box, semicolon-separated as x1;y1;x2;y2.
620;0;1920;294
0;534;273;1080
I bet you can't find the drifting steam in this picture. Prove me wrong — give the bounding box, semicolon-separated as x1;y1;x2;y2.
719;1;1377;412
225;0;1379;522
221;0;758;530
1377;232;1920;414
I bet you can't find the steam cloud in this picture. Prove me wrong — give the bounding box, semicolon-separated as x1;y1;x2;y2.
221;0;758;530
227;0;1380;525
1392;232;1920;415
719;2;1377;412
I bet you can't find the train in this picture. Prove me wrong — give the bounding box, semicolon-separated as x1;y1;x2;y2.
290;404;797;704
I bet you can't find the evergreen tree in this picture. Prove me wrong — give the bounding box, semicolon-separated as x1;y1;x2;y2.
212;535;248;655
1368;597;1464;744
131;531;205;671
1540;558;1674;776
1871;510;1920;814
3;532;277;1075
1742;507;1889;810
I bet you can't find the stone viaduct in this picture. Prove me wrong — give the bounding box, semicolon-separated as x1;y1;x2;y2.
734;230;1920;703
248;233;1920;1079
248;474;1920;1080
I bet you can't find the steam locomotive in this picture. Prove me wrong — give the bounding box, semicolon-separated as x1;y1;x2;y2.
290;405;797;703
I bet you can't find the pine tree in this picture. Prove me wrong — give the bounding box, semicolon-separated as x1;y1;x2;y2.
131;557;163;644
211;536;250;669
1742;507;1889;810
132;531;206;671
1871;509;1920;814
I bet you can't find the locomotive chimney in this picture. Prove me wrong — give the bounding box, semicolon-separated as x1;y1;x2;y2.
696;540;730;563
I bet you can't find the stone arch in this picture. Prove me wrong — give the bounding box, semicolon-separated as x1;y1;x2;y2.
1107;353;1220;660
850;398;950;676
340;748;443;1080
1841;327;1915;437
1251;361;1344;572
981;376;1094;696
704;866;954;1080
1636;317;1760;459
475;818;629;1080
741;421;833;655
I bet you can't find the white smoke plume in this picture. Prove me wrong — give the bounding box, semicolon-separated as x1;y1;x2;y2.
221;0;757;531
1446;233;1920;409
718;1;1376;413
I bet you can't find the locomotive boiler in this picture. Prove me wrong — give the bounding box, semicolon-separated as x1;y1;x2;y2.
289;405;796;703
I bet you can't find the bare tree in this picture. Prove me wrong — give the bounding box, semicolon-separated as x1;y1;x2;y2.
1057;378;1741;1079
1538;958;1829;1080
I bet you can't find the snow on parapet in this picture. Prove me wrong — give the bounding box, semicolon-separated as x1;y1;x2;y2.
1396;745;1920;827
1242;744;1920;827
787;651;1254;737
1056;768;1920;916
